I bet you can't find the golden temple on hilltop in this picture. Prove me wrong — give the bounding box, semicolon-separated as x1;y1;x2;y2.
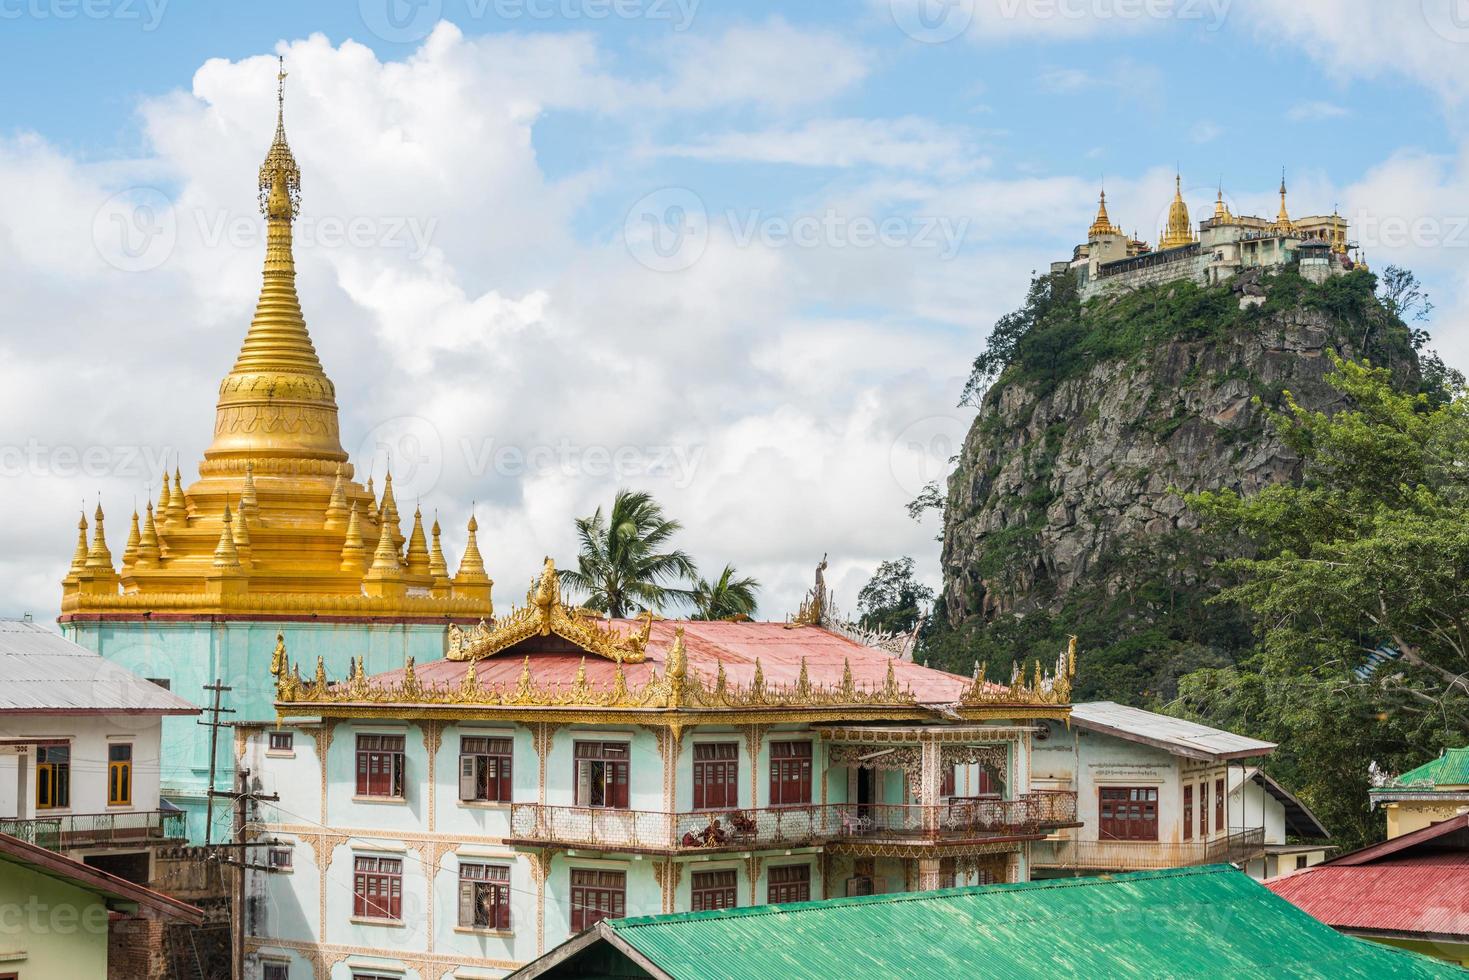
61;61;493;621
1062;171;1361;302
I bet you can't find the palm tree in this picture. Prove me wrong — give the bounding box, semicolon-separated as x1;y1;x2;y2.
691;564;761;621
559;490;698;617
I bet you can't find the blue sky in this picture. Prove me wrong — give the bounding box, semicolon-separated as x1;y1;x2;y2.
3;1;1469;620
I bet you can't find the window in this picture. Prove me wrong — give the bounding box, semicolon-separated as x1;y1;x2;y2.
459;736;513;803
352;856;403;920
355;735;405;798
107;744;133;806
767;864;810;904
459;863;511;930
36;745;70;809
262;964;289;980
269;732;294;752
769;742;812;807
1182;785;1193;841
1215;777;1225;832
693;743;738;811
145;677;172;691
1295;854;1309;871
1200;781;1209;836
940;765;956;798
1098;787;1158;841
570;869;625;932
691;869;737;912
268;847;293;870
938;858;957;889
574;742;630;809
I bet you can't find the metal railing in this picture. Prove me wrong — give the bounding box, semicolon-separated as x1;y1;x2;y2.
508;791;1077;853
0;810;186;851
1031;826;1266;871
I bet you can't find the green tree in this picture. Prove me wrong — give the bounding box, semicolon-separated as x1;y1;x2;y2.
559;489;698;617
857;557;934;635
691;564;761;621
1179;355;1469;846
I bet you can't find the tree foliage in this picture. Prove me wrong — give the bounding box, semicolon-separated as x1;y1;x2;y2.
1180;356;1469;846
857;557;934;635
691;564;761;621
559;489;698;617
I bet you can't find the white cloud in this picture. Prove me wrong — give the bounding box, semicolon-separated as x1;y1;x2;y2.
659;117;986;177
1286;101;1350;122
1190;120;1223;143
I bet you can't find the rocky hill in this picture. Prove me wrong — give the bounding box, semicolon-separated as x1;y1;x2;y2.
933;267;1423;700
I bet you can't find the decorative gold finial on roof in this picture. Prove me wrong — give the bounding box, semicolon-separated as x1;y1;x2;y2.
122;508;141;569
369;516;403;573
260;55;301;220
86;504;114;569
167;468;187;526
213;505;242;570
240;461;259;520
455;513;490;585
1213;184;1233;224
1088;186;1122;239
340;502;368;574
66;510;89;579
1159;172;1196;250
1274;167;1295;233
429;514;451;597
139;500;162;565
405;506;430;579
324;464;348;531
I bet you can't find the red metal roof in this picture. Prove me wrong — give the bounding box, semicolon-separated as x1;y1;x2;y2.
365;620;981;704
1264;816;1469;939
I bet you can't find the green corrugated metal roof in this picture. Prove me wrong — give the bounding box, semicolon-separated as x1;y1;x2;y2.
599;866;1462;979
1381;746;1469;790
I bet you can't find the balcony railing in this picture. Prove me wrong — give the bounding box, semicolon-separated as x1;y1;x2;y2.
1031;827;1266;871
508;791;1077;854
0;810;186;852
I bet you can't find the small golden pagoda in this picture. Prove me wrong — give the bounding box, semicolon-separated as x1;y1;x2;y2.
62;61;492;620
1087;188;1123;240
1158;174;1197;250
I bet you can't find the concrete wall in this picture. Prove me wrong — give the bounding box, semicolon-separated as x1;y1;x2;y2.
0;713;164;824
0;857;111;978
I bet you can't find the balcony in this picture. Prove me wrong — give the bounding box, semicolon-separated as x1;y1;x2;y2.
0;810;187;852
1031;827;1266;872
507;791;1077;855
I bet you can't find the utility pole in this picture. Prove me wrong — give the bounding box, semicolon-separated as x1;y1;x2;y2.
210;766;279;980
198;680;234;847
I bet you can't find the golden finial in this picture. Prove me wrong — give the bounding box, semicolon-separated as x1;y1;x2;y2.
1159;171;1196;250
405;506;430;578
515;656;533;700
260;55;301;220
66;510;89;578
1088;185;1122;239
138;500;162;564
213;504;242;570
340;501;368;573
369;513;402;572
232;496;252;564
751;658;766;696
86;503;114;569
269;632;287;678
324;463;348;530
429;513;450;592
454;512;491;585
1274;166;1294;233
882;660;899;700
840;658;855;699
365;477;379;524
122;508;141;569
379;469;403;546
167;468;187;526
157;471;172;523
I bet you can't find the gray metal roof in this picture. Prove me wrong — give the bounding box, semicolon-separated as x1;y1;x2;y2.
0;619;198;714
1070;701;1277;762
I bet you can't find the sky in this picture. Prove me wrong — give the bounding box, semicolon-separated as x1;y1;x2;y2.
2;0;1469;622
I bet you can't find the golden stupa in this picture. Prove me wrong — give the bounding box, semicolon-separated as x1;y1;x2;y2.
1158;174;1197;250
62;62;492;619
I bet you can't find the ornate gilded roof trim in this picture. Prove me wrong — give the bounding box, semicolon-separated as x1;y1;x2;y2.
446;557;650;664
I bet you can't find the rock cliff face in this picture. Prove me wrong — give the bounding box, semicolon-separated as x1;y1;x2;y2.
941;273;1404;626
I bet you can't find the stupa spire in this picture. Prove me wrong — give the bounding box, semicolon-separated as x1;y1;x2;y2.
86;503;114;569
405;506;430;579
138;500;162;565
324;463;348;530
340;502;368;574
429;514;451;596
122;508;141;569
452;512;493;607
204;55;345;467
66;510;89;580
213;505;242;570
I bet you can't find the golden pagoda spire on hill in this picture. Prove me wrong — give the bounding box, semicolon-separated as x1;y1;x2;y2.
1273;168;1295;234
1159;173;1197;250
1087;187;1122;239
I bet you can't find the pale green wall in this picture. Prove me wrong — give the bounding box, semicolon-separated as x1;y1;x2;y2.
0;858;111;979
66;618;450;843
